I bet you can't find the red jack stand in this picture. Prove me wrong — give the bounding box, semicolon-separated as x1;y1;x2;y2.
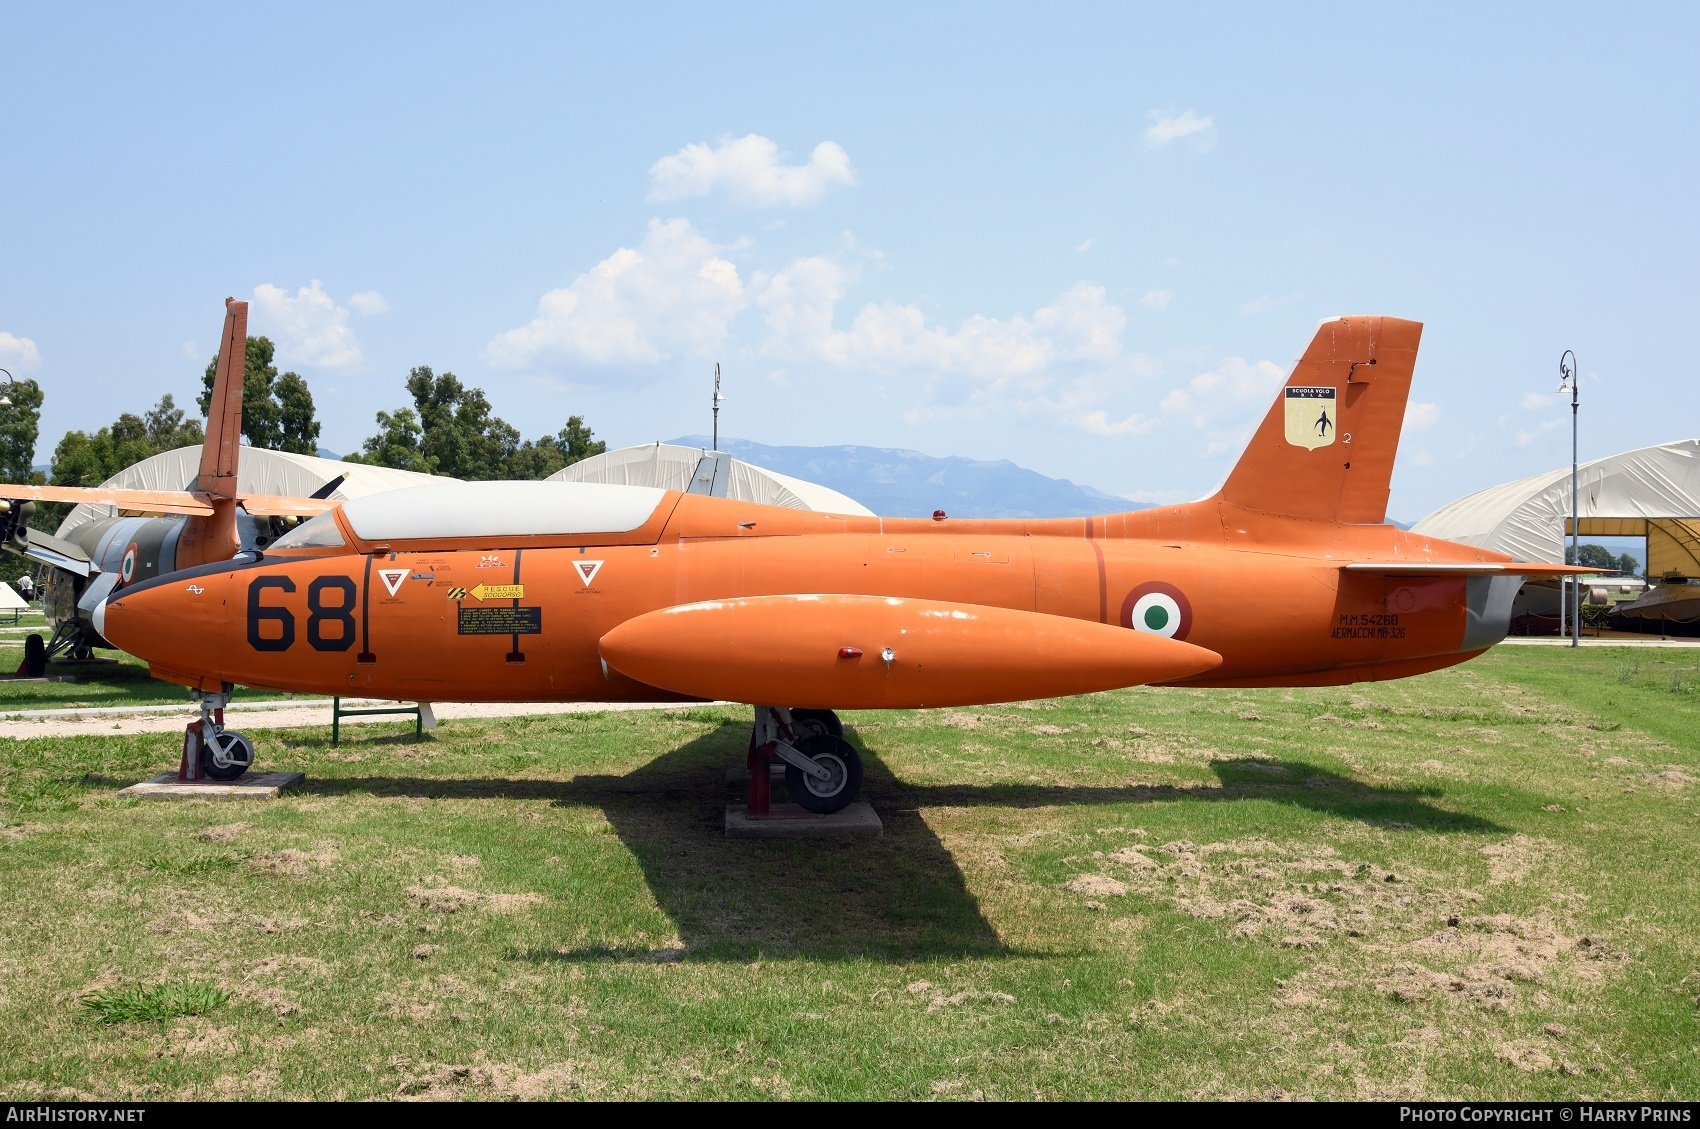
745;731;773;818
177;708;222;782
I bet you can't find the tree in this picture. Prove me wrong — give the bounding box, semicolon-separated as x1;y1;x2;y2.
199;336;321;454
345;367;604;480
1567;543;1619;569
503;418;609;480
31;395;205;531
0;377;44;487
1617;552;1641;576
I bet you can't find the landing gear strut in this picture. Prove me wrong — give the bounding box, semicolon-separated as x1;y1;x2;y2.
746;706;861;816
180;689;255;783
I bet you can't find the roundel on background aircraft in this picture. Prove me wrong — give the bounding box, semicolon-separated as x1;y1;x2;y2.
1120;581;1193;641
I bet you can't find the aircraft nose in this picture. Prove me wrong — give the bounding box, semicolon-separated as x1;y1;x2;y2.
99;569;233;686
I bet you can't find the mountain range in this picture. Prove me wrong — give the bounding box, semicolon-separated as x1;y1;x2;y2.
669;436;1147;520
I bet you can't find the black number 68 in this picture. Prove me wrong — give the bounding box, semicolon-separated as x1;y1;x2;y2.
247;575;358;653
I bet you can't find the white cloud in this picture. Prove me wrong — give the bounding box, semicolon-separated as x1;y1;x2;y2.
1145;109;1214;147
486;218;747;369
1411;449;1435;466
649;135;855;208
1140;289;1173;311
1076;236;1097;253
0;331;41;372
759;264;1126;403
1521;391;1557;410
349;290;389;316
755;259;1148;422
180;340;200;361
1514;419;1563;447
1160;357;1286;429
250;280;364;370
1077;409;1156;437
1404;401;1441;431
1239;292;1303;317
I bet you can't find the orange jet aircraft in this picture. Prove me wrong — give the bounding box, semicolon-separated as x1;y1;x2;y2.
97;315;1583;814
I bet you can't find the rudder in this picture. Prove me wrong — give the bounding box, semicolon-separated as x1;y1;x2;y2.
1215;315;1421;525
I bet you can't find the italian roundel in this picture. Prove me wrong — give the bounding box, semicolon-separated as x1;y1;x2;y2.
1119;581;1193;641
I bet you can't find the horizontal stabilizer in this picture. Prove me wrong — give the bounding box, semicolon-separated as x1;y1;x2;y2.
599;594;1223;709
237;494;338;518
0;485;214;516
1343;562;1600;576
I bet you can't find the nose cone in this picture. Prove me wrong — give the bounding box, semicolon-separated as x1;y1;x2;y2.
100;569;231;688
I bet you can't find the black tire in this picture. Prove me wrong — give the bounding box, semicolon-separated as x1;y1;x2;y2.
790;708;843;740
23;634;46;678
200;731;255;782
783;734;862;814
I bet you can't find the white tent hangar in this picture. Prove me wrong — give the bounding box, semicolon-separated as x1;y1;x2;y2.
56;446;448;537
1411;439;1700;577
547;442;874;517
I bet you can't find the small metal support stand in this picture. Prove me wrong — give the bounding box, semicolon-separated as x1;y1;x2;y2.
331;697;432;746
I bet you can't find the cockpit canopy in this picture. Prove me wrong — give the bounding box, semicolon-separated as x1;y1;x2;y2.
271;481;671;551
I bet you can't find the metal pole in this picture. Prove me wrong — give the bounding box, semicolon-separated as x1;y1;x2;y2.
712;363;722;452
1559;351;1580;647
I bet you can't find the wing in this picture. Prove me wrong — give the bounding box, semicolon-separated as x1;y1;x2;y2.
599;594;1223;709
0;484;214;516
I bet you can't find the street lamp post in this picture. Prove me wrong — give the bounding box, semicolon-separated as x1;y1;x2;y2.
1558;351;1580;648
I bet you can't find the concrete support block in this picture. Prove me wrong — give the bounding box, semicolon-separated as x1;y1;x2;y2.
724;802;882;839
118;772;305;801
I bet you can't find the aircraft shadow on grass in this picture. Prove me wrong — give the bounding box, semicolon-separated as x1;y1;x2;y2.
304;722;1499;964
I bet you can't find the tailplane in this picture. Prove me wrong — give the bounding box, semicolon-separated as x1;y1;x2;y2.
1214;315;1421;525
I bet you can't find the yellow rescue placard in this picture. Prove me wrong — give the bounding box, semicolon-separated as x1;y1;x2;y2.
469;584;524;601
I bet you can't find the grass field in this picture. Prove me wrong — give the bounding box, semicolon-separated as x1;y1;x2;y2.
1;645;1697;1100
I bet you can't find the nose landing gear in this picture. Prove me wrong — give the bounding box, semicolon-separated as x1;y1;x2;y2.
181;689;255;782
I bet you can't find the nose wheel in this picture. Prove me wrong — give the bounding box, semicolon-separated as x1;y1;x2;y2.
200;729;255;781
181;690;255;782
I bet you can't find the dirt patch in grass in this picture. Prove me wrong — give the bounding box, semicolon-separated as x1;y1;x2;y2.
405;878;544;915
1480;834;1557;884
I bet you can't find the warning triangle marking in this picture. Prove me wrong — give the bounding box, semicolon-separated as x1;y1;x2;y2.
575;560;604;587
377;568;408;596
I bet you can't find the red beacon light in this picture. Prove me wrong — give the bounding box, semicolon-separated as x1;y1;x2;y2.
932;509;947;521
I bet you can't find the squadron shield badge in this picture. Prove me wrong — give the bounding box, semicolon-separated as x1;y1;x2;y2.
1284;386;1336;450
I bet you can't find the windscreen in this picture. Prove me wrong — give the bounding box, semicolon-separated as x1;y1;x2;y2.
269;510;346;550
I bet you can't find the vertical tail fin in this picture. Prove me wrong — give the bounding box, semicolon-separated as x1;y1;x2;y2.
178;299;246;568
1215;315;1421;525
197;298;246;499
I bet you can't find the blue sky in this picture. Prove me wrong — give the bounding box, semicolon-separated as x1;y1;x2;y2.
2;3;1694;521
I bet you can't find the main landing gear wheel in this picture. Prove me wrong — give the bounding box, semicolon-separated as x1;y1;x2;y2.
789;708;843;740
784;734;862;815
200;730;255;782
22;634;45;679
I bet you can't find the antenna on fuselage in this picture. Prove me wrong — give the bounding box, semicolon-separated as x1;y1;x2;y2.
711;363;724;451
